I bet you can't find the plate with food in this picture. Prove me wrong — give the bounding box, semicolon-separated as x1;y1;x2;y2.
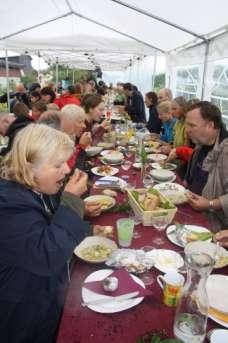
97;142;115;149
81;269;145;313
207;274;228;328
74;236;117;263
147;154;167;162
167;224;213;247
184;241;228;268
94;176;127;189
154;183;187;204
91;166;119;176
153;249;184;273
151;162;177;171
84;195;116;211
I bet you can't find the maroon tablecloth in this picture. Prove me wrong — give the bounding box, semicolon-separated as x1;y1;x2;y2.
57;162;228;343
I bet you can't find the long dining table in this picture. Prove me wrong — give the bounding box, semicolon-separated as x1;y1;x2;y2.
56;155;228;343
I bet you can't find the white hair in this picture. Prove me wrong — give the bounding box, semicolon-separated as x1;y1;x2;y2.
61;104;85;121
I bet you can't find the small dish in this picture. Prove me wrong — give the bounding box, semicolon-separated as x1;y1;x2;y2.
150;169;175;182
147;154;167;162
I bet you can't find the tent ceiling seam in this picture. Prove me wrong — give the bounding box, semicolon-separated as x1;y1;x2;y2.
71;10;165;53
110;0;207;42
0;11;73;40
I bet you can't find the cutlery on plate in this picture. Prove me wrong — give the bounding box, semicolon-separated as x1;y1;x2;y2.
81;291;139;307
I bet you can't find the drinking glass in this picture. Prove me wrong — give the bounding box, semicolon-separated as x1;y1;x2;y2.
152;215;169;246
143;173;153;188
129;210;142;238
139;245;155;285
116;218;134;247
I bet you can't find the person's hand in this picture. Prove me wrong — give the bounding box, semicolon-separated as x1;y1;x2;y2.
84;201;102;217
101;119;111;131
160;144;172;155
186;191;209;211
167;148;177;162
64;169;88;196
79;132;92;147
214;230;228;248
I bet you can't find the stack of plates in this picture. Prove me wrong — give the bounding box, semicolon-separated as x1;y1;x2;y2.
207;274;228;328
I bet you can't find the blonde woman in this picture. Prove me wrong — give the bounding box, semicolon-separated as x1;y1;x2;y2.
0;124;90;342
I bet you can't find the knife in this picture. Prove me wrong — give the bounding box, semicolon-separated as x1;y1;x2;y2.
81;291;140;307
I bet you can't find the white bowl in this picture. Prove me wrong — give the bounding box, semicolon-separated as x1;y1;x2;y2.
74;236;118;263
150;169;175;181
104;152;124;163
85;146;103;156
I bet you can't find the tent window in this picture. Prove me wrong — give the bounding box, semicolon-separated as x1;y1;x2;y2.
174;66;199;100
211;60;228;125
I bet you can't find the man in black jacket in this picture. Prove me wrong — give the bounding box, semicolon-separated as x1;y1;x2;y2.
123;83;146;123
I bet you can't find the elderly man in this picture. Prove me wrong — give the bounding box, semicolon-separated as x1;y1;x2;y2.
157;88;173;104
184;101;228;232
60;104;102;217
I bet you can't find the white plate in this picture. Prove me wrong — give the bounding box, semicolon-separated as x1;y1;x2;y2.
153;249;184;273
154;183;187;205
100;150;114;156
133;162;142;169
151;162;177;171
94;176;127;189
210;329;228;342
166;225;211;248
147;154;167;162
151;175;176;183
82;269;144;313
97;142;115;149
84;195;116;211
74;237;117;263
207;275;228;314
91;166;119;176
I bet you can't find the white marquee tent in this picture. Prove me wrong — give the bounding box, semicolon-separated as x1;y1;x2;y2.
1;0;228;116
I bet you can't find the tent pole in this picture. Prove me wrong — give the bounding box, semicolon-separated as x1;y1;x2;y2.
201;41;210;100
72;69;75;84
5;49;10;112
55;58;59;93
110;0;206;42
152;53;157;90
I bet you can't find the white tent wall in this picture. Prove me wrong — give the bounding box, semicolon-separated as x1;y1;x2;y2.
166;31;228;123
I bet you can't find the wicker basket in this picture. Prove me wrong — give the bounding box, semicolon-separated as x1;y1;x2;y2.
127;188;177;227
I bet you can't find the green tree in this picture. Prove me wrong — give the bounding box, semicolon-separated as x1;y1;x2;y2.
21;70;38;88
154;73;165;92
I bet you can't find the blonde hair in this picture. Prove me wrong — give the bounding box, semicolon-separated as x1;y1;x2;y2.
0;124;74;188
157;100;172;115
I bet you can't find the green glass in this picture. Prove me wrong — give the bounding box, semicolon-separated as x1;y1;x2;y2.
116;218;134;247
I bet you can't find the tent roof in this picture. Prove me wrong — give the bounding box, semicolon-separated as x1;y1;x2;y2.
0;0;228;70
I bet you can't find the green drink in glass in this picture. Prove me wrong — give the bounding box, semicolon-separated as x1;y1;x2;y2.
116;218;134;247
